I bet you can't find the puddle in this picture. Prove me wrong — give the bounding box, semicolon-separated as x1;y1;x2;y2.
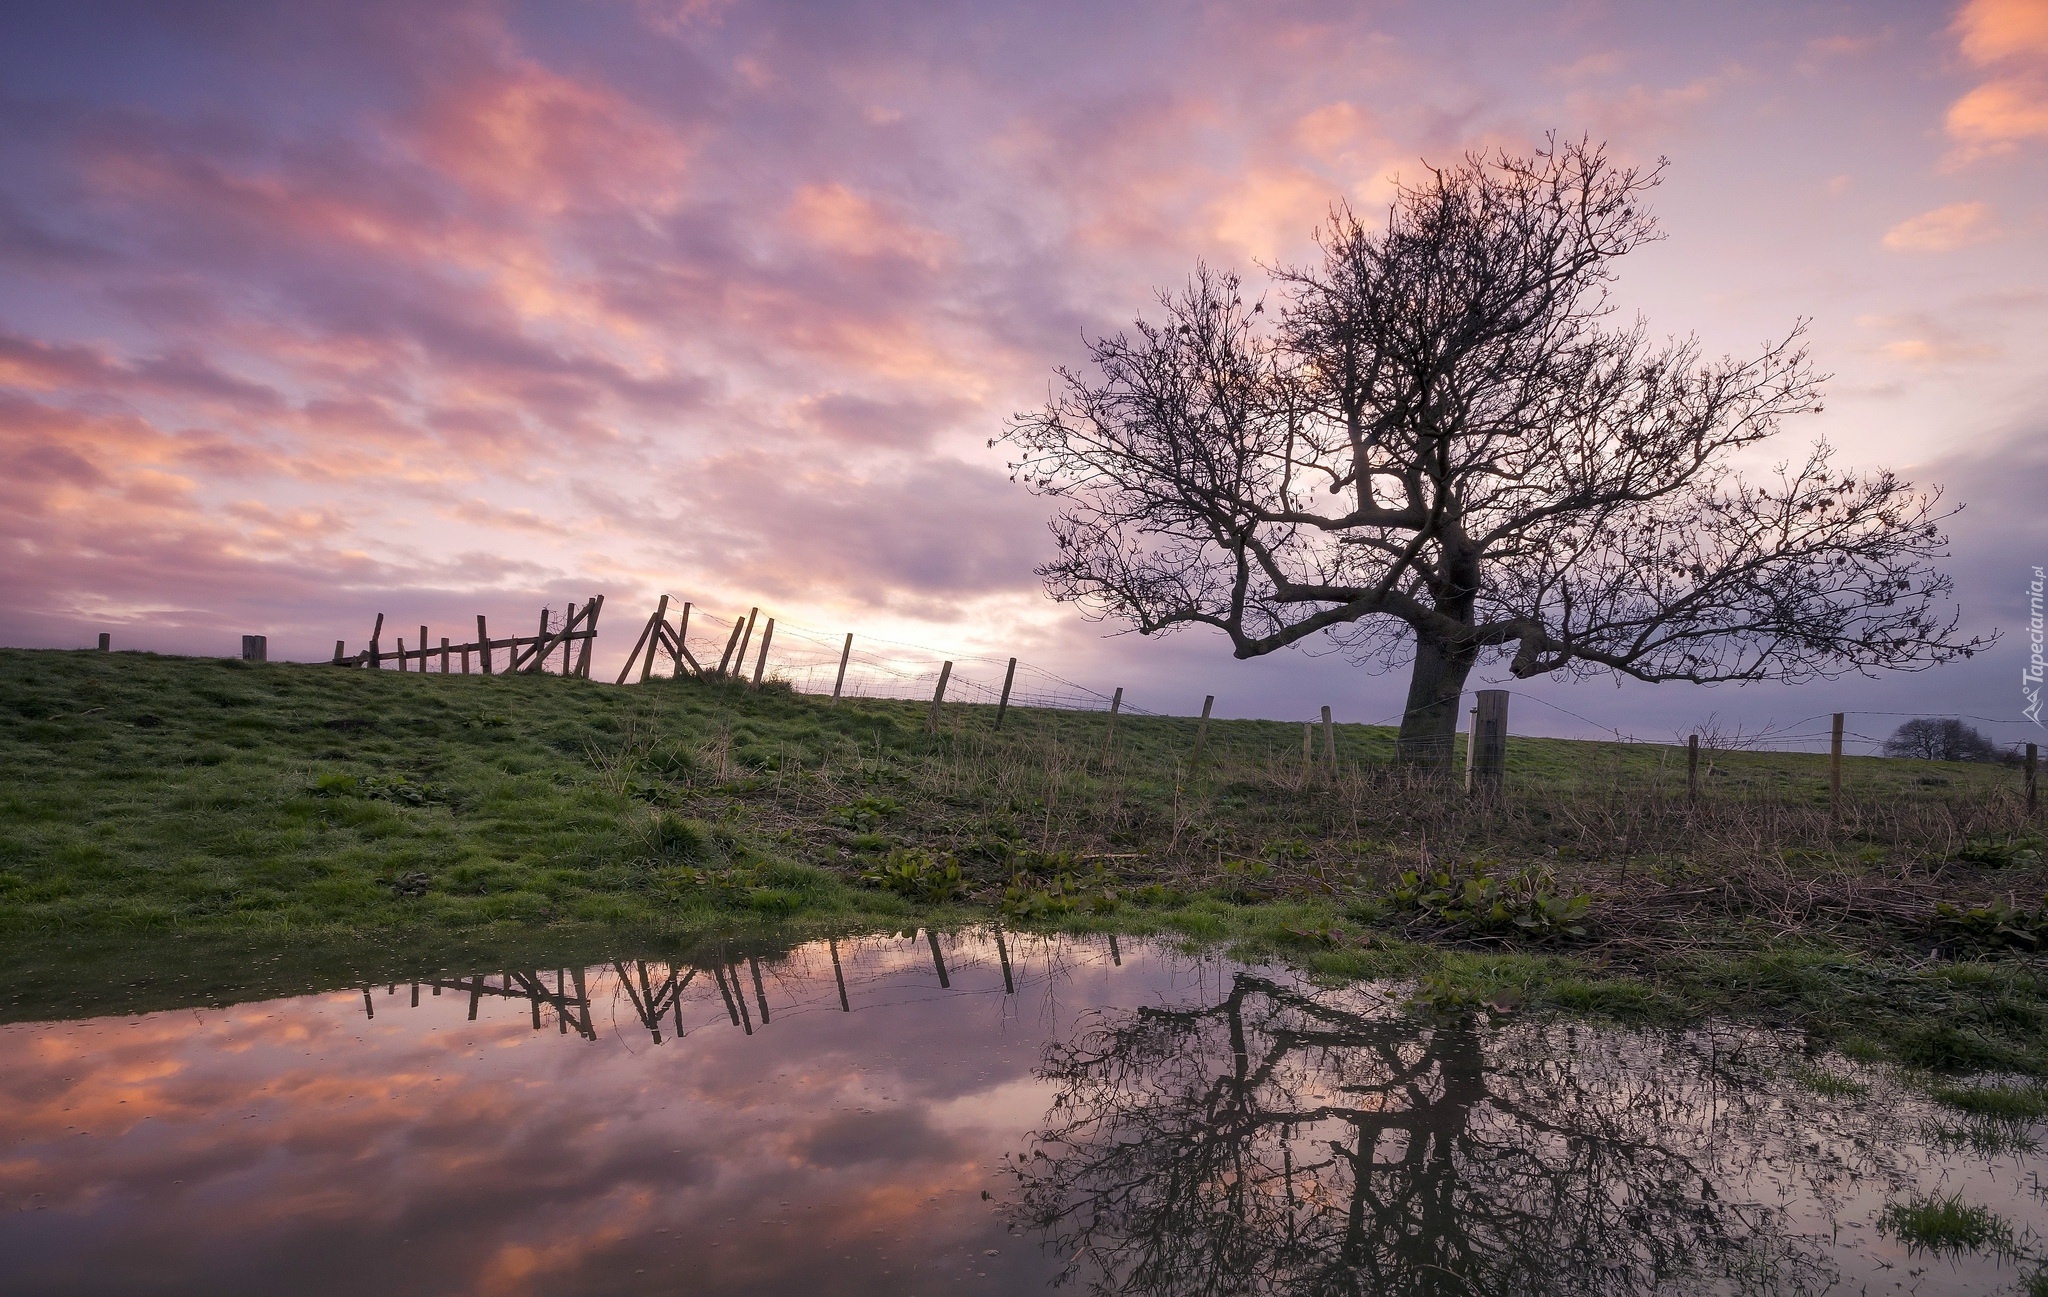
3;931;2047;1294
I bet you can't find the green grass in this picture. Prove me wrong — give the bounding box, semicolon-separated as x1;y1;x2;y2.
1878;1193;2016;1256
3;647;2046;1080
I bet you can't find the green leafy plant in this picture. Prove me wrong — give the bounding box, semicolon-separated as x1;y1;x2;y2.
1933;896;2048;952
1384;859;1591;939
830;796;905;832
861;847;962;902
1956;834;2045;869
1002;864;1120;919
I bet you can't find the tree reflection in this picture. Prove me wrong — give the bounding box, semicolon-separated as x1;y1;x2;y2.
1010;973;1844;1296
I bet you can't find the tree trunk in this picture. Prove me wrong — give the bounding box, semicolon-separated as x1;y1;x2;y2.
1395;634;1477;768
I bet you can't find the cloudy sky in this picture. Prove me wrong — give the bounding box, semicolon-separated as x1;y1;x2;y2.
2;0;2043;749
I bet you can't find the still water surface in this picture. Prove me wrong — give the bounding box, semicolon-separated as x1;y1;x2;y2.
4;932;2048;1295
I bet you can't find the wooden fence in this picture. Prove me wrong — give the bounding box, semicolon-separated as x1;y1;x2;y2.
330;597;604;678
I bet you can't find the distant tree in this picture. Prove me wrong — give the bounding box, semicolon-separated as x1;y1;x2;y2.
1882;717;2001;763
1003;138;1981;766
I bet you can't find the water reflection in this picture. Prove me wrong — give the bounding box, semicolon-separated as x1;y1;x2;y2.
0;934;2043;1296
1012;973;2039;1295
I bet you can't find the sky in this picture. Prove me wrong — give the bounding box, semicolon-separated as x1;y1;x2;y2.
1;0;2044;751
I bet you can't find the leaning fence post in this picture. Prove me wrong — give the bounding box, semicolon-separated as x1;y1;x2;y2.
1687;734;1700;805
671;602;692;676
751;618;775;687
995;657;1018;729
1471;690;1508;794
1192;695;1214;763
732;608;759;680
832;633;853;702
476;615;491;674
1829;713;1845;819
1101;687;1123;759
927;661;953;732
369;613;384;669
577;595;602;678
638;595;670;685
716;616;745;678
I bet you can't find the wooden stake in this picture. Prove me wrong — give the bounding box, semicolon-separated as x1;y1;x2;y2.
1321;705;1336;769
476;615;491;674
369;613;384;669
716;616;745;678
419;626;428;672
751;617;774;687
639;595;670;684
559;603;577;675
748;955;771;1025
1829;712;1845;818
395;637;407;672
995;656;1017;729
1687;734;1700;805
927;660;953;732
925;928;950;988
533;607;551;673
1472;690;1509;794
994;927;1014;994
732;608;758;680
1301;722;1313;776
2027;742;2039;819
617;606;661;684
671;602;692;677
440;637;450;673
576;595;602;678
462;648;471;675
832;633;853;702
830;938;849;1011
99;632;111;652
1463;703;1478;792
331;639;344;664
1193;695;1214;763
1100;686;1123;759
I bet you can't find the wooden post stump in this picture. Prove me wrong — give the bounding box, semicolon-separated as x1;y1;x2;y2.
1470;690;1508;794
995;657;1018;729
927;661;953;732
832;633;853;702
241;635;266;662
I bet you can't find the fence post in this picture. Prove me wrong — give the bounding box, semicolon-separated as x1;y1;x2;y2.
639;595;669;684
732;608;758;681
1687;734;1700;806
1301;722;1313;784
1471;690;1508;794
752;618;775;687
241;635;267;663
995;657;1018;729
832;634;854;701
369;613;384;669
577;595;602;678
1192;695;1214;764
1829;713;1845;819
1321;705;1337;770
440;637;451;673
1101;687;1123;758
331;639;344;664
99;633;111;652
1462;703;1478;792
476;615;491;674
671;602;692;676
927;661;953;732
2027;742;2039;819
716;616;745;678
533;608;551;673
395;637;407;672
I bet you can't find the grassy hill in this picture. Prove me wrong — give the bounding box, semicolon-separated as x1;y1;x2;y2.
4;647;2046;1070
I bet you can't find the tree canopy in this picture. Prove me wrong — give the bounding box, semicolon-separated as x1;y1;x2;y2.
1004;138;1980;763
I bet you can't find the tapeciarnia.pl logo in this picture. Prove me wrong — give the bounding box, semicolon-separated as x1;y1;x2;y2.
2027;564;2045;727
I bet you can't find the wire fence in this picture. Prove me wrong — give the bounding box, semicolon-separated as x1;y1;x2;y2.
645;592;2041;771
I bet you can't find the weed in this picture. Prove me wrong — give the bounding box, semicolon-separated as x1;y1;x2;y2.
1383;859;1591;940
1927;1080;2048;1120
861;847;963;902
1876;1193;2015;1256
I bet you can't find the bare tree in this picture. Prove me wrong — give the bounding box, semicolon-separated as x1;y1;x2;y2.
1882;717;2000;762
1003;139;1980;764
